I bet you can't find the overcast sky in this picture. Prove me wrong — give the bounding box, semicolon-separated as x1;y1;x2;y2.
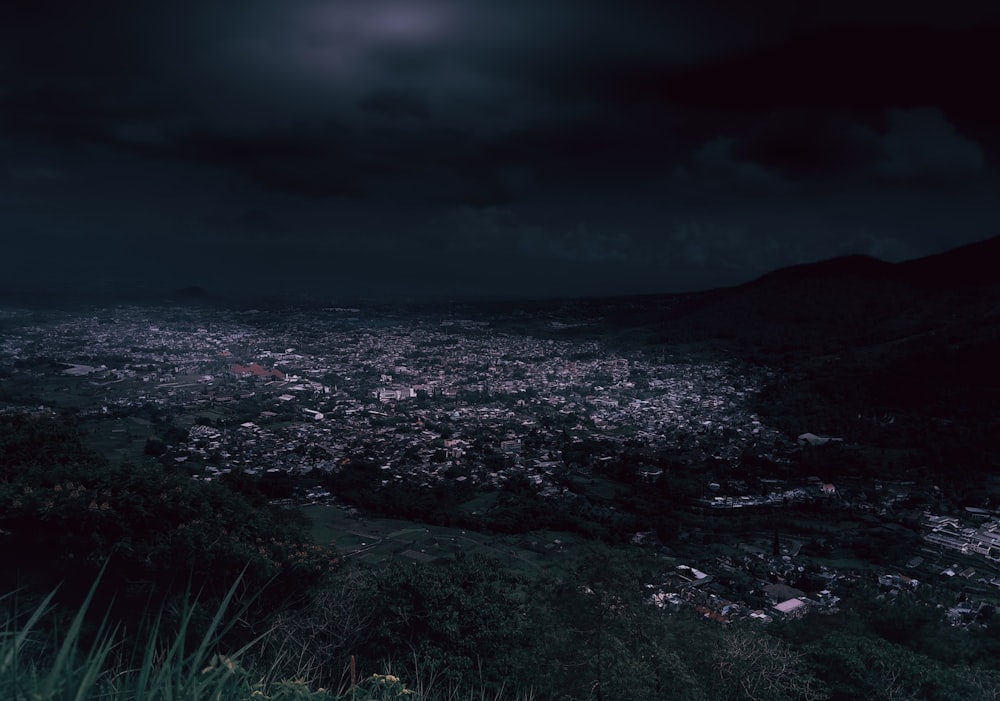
2;1;998;301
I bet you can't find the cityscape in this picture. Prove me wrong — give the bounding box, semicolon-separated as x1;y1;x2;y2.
3;297;999;632
3;0;999;695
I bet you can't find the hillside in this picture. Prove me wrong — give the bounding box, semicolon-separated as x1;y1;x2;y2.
660;236;1000;477
650;235;1000;354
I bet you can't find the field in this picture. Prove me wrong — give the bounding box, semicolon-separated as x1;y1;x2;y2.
568;475;621;500
300;504;584;575
454;490;499;516
84;415;155;464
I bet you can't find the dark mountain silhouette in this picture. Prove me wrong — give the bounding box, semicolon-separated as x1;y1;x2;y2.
897;235;1000;289
614;234;1000;355
745;254;894;287
488;235;1000;362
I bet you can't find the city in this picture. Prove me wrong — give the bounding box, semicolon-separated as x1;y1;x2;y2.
3;300;999;633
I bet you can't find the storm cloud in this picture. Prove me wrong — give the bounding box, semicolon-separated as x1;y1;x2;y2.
1;0;998;299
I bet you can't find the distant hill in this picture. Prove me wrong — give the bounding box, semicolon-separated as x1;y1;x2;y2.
608;235;1000;465
738;235;1000;292
745;254;895;288
896;235;1000;289
482;236;1000;361
615;234;1000;356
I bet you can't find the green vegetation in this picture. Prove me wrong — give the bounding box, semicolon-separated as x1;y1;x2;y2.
1;571;529;701
5;414;1000;700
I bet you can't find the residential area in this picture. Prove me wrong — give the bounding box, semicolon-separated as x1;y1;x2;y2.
2;302;998;630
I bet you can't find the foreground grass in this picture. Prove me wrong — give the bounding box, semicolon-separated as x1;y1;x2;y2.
1;575;525;701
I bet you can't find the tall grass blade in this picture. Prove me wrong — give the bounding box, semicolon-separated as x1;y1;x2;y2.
39;563;108;699
71;621;119;701
1;587;58;675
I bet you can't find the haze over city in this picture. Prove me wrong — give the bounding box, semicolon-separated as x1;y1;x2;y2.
2;0;998;299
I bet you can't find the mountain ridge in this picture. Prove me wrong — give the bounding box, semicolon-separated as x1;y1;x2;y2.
634;234;1000;352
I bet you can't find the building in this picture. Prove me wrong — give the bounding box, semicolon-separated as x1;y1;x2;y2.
797;433;843;447
231;363;285;379
772;598;809;619
375;387;416;402
500;439;522;454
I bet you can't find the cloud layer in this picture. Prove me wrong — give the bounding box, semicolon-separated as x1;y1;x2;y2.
1;1;998;299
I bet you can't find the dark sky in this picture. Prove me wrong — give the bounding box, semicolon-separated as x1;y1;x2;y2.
2;1;999;301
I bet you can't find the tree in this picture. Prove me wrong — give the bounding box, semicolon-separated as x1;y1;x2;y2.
712;627;828;701
361;555;529;687
806;632;974;701
524;546;704;701
0;414;322;630
143;437;167;457
258;566;377;687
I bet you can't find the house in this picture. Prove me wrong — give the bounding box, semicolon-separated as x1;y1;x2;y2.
230;363;285;379
375;387;415;402
675;565;712;586
879;573;919;591
500;439;522;454
797;433;843;447
772;598;809;619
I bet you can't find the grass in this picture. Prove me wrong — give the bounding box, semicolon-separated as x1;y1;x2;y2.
83;417;156;464
454;492;499;516
298;506;571;575
1;567;270;701
566;476;619;500
0;570;531;701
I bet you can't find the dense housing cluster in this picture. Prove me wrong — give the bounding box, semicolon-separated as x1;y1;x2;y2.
3;303;1000;630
